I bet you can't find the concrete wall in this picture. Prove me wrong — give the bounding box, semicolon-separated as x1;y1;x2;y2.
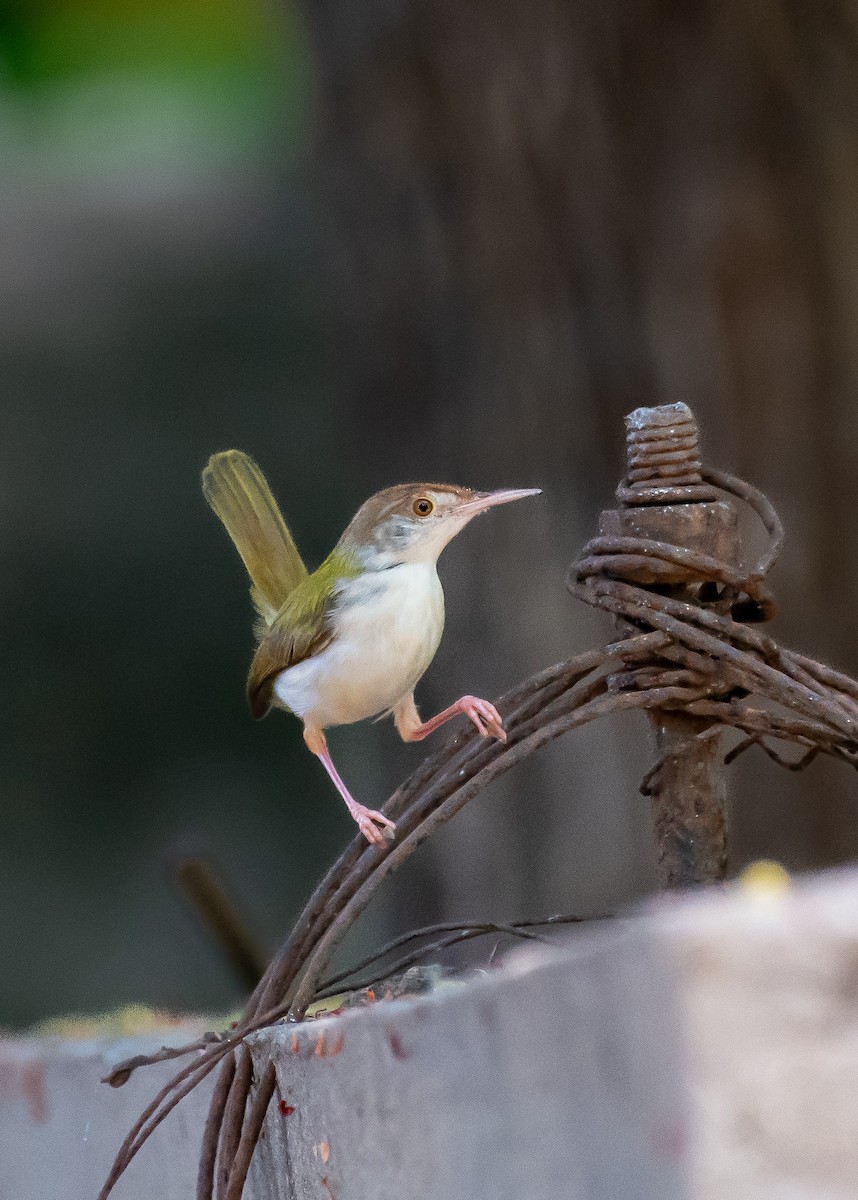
4;867;858;1199
0;1023;214;1200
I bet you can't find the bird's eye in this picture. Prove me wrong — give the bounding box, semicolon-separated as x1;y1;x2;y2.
413;497;434;517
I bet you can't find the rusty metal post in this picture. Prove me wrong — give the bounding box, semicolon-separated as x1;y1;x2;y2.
600;403;738;888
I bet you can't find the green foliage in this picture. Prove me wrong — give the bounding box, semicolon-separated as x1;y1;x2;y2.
0;0;309;168
1;0;284;86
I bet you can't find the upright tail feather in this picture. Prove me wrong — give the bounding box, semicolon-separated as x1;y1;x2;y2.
202;450;308;626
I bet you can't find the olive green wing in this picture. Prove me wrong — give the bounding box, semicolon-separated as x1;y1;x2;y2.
246;572;336;719
202;450;308;627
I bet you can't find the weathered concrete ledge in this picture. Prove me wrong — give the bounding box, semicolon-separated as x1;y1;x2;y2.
0;1020;215;1200
4;867;858;1199
246;921;685;1200
246;867;858;1200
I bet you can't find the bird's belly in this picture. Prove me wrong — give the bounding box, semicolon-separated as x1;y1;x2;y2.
273;565;444;728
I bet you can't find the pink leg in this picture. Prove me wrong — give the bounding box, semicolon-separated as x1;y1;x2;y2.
303;727;396;848
397;694;507;743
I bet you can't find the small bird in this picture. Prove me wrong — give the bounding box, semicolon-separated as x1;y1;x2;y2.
202;451;540;847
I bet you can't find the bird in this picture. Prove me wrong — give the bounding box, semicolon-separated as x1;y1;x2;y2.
202;450;541;847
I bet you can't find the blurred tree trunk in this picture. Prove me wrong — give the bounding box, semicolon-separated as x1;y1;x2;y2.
299;0;858;922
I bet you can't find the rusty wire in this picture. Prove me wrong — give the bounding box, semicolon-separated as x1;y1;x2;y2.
312;911;610;1000
99;416;858;1200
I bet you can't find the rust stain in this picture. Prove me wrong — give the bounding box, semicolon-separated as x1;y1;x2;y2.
290;1032;300;1055
320;1176;336;1198
22;1061;47;1123
278;1100;296;1116
386;1029;410;1061
328;1032;345;1057
320;1141;330;1164
313;1032;326;1058
651;1120;687;1160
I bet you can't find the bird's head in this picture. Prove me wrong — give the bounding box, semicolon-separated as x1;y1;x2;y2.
340;483;542;568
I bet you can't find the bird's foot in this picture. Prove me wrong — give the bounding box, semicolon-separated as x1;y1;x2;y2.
396;693;507;743
347;802;397;848
458;695;507;742
304;725;397;847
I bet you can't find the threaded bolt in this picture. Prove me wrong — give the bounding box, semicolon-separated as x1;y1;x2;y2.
618;402;719;505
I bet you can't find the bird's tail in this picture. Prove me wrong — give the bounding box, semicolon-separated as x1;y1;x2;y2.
202;450;308;627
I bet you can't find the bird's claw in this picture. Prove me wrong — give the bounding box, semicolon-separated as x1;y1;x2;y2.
460;695;507;742
351;804;397;847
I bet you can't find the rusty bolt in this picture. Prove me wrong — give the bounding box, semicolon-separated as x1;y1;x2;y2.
618;402;719;505
599;402;738;888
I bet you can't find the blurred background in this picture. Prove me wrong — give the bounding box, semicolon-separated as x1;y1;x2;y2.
3;0;858;1027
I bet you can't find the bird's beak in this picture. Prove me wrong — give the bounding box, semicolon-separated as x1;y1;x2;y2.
456;487;542;517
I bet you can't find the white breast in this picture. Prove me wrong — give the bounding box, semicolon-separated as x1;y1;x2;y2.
272;563;444;728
